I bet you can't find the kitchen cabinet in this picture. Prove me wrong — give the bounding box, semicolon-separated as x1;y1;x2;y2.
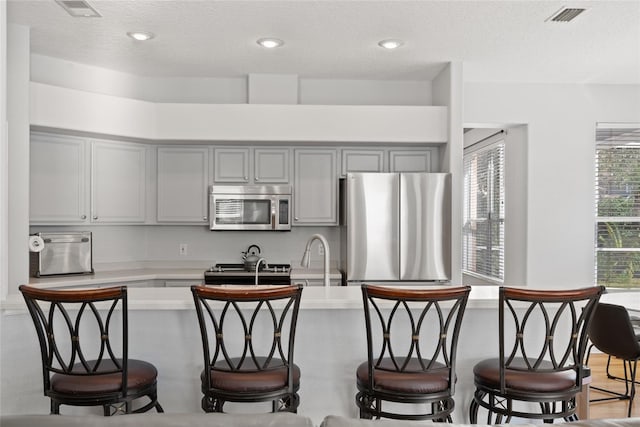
30;132;90;224
30;133;148;225
157;147;210;223
213;147;250;183
214;147;290;184
91;141;147;223
254;148;290;183
293;149;338;225
341;149;385;176
389;148;437;172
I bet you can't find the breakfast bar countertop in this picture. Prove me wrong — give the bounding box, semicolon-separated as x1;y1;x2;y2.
1;265;502;311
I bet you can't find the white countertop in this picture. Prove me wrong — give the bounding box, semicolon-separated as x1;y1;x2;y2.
26;268;206;288
2;270;501;311
9;267;614;312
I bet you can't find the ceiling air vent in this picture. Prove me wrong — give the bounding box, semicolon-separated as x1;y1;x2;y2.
546;7;586;22
55;0;101;17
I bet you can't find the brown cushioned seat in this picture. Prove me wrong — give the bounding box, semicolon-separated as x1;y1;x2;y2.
202;357;301;393
356;359;449;394
473;358;576;393
51;359;158;395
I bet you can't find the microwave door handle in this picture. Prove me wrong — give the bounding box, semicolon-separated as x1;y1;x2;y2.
271;202;277;230
44;237;86;244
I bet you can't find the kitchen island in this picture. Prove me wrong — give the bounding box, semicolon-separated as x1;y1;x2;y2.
1;278;502;424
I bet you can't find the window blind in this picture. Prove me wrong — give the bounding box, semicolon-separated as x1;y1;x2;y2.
463;138;505;282
595;125;640;287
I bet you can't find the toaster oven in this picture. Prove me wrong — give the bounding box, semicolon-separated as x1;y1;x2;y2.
29;231;94;277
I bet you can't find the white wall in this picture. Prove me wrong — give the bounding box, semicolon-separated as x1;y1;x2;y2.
464;83;640;288
0;0;7;299
433;62;464;285
7;24;29;294
31;54;432;106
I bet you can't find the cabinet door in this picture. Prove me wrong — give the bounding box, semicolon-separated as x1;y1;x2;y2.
30;133;89;224
254;148;290;183
214;148;250;183
293;149;338;225
341;149;385;176
389;149;435;172
91;141;147;223
157;147;209;223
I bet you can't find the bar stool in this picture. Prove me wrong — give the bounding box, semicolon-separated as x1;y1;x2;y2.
19;285;163;415
355;284;471;421
191;284;303;413
469;286;604;423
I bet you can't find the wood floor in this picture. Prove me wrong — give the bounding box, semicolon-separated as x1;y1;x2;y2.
587;353;640;419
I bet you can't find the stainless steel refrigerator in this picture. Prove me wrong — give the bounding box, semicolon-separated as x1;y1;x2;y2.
343;173;451;282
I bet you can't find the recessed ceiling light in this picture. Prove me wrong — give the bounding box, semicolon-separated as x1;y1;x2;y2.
127;31;155;41
257;38;284;49
378;39;404;50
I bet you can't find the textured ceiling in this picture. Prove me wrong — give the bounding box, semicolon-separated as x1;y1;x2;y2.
7;0;640;84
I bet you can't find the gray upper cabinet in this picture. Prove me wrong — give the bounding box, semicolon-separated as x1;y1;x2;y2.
213;148;250;183
30;132;89;224
389;149;437;172
254;148;290;183
293;148;338;225
157;147;210;223
341;149;385;176
214;147;290;184
91;141;147;223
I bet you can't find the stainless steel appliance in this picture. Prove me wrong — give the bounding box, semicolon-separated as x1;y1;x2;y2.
29;231;93;277
204;263;291;285
209;185;291;231
342;173;451;282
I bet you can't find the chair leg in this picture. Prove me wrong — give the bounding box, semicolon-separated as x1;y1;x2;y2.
356;392;374;419
628;360;637;417
50;400;60;415
469;396;478;423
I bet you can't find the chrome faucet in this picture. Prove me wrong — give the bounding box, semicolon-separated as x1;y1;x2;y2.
254;258;266;286
300;234;331;287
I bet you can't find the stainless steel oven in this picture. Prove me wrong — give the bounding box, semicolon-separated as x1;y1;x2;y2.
209;185;291;231
204;263;291;285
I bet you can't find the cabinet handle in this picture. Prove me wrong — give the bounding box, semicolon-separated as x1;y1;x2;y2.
93;215;98;220
203;216;207;220
81;215;87;220
294;217;299;221
255;177;259;181
244;176;248;181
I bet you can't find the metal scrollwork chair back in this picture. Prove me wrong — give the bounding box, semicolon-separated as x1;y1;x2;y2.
469;286;604;424
356;284;471;422
191;284;303;413
19;285;163;415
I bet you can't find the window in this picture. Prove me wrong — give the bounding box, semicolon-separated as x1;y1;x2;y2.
595;125;640;287
463;134;505;282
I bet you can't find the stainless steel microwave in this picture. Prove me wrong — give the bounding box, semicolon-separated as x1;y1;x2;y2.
209;185;292;231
